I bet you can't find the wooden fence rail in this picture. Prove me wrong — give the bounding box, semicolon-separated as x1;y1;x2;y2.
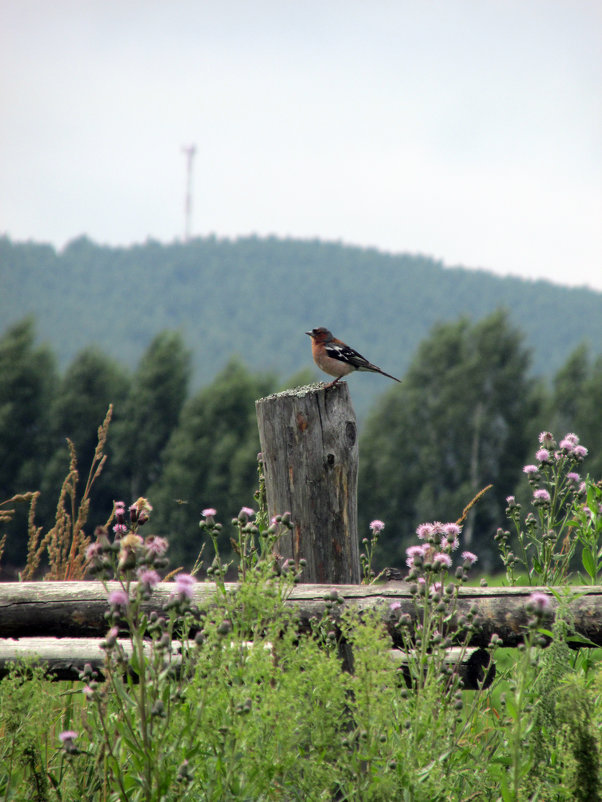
1;582;600;689
1;581;601;646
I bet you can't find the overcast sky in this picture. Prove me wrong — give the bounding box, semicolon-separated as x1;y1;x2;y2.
1;0;600;290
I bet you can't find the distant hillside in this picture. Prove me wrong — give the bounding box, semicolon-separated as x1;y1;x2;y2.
1;234;601;417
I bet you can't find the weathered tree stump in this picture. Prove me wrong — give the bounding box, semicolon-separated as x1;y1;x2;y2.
256;383;360;583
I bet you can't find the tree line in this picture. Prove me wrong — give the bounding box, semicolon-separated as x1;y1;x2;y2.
1;312;600;576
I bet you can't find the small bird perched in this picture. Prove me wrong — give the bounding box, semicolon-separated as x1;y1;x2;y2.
306;327;401;388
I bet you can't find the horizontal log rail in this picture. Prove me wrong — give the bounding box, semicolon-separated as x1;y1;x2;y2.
0;637;494;690
1;582;601;647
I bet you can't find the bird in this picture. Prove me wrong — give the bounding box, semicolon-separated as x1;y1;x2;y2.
306;327;401;388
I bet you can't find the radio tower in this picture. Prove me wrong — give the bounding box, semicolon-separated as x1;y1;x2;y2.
181;144;197;242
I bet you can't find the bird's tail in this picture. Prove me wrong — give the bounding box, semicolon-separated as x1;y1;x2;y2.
366;364;401;382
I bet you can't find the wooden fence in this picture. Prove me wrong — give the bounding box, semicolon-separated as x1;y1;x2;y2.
1;384;600;690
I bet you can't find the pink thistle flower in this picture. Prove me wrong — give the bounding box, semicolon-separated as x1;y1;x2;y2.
461;551;478;566
442;523;461;538
239;506;255;518
405;544;428;568
416;523;434;540
433;553;452;568
389;601;401;611
567;472;580;483
533;488;551;504
59;730;78;743
86;542;103;561
442;537;460;552
108;589;129;609
523;465;538;476
506;495;516;505
528;591;551;612
113;523;128;536
202;508;217;517
538;431;556;447
173;573;196;600
138;569;160;589
572;445;588;460
536;448;550;462
144;536;168;556
370;520;385;533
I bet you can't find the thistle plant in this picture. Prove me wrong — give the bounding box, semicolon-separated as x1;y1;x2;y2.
82;497;203;801
391;520;480;695
497;431;589;585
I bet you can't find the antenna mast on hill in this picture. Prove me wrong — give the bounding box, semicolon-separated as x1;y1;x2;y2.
181;144;197;242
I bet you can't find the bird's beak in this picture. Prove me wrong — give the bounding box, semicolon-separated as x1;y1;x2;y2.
305;330;312;337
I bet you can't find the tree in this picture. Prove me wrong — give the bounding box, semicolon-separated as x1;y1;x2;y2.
0;318;57;568
112;331;191;500
149;359;275;568
358;310;540;570
39;347;131;535
550;346;602;479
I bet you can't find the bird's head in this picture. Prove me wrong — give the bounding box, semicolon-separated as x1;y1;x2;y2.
305;327;333;342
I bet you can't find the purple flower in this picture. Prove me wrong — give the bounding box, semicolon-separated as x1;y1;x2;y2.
108;589;129;609
144;536;168;556
416;523;434;540
173;573;196;600
528;592;551;612
113;523;128;536
239;506;255;519
442;537;460;552
536;448;550;463
138;569;160;590
572;445;588;460
59;730;78;743
202;508;217;517
389;601;401;611
567;472;581;483
370;519;385;533
506;495;516;505
461;551;478;566
442;523;461;538
433;553;452;568
533;488;551;504
538;431;556;447
523;465;539;476
405;544;428;568
86;542;103;561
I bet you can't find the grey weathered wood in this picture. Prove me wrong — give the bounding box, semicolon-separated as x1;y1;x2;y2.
256;383;360;583
0;637;493;690
1;581;602;647
0;637;181;681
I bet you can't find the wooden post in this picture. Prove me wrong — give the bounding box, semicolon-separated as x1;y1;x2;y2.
255;383;360;583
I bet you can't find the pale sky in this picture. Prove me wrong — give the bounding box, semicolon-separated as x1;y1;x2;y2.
1;0;601;290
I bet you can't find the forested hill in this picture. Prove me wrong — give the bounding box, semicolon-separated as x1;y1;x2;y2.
1;234;601;415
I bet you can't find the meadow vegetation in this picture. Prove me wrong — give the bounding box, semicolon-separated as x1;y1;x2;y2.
1;426;602;800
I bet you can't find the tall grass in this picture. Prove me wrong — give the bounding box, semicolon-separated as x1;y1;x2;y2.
1;428;602;800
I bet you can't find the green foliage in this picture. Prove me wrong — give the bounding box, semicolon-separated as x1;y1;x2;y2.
0;318;57;567
2;234;602;420
359;310;540;570
551;344;602;479
148;359;276;567
37;347;130;549
112;330;191;499
4;462;602;800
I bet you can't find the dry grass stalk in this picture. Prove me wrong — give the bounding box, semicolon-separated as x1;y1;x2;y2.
19;405;113;581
